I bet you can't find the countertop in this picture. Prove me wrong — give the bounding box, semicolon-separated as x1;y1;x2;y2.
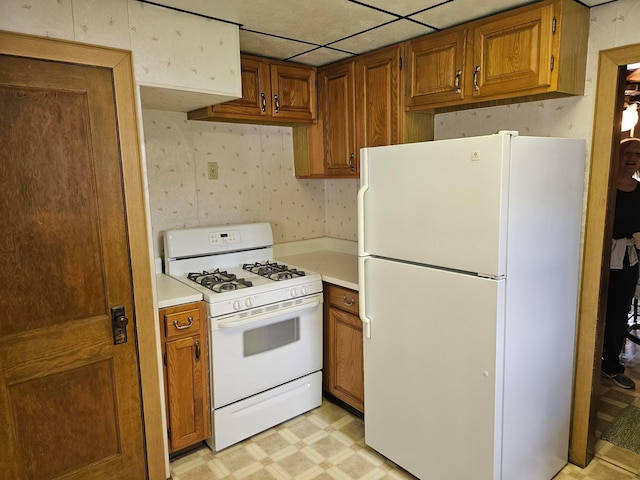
155;237;358;309
156;273;203;309
275;238;359;291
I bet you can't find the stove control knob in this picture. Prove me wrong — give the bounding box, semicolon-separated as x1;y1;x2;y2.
245;298;253;308
291;288;298;297
301;286;308;295
233;300;241;310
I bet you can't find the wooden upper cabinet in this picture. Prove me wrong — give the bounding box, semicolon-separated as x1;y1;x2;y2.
188;55;316;125
293;42;432;178
319;60;356;177
355;44;402;153
471;4;554;99
270;63;317;122
405;0;589;110
207;56;271;117
406;27;467;107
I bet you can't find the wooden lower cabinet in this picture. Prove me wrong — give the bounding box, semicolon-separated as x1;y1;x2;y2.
323;283;364;412
159;301;210;453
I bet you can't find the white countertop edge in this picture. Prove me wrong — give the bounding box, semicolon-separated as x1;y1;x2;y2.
274;237;357;257
156;273;203;309
157;294;202;309
322;275;359;291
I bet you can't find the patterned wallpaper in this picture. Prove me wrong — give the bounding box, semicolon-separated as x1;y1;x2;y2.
144;0;638;255
143;111;346;256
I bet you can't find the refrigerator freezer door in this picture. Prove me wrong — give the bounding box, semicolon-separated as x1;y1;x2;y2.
361;256;505;480
359;133;511;277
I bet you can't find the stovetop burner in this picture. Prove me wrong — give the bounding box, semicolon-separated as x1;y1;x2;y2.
187;269;253;293
242;261;306;281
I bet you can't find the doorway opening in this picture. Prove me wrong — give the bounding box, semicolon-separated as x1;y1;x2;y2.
570;43;640;469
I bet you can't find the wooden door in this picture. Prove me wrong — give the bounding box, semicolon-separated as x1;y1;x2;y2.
211;55;271;117
355;44;402;163
406;27;467;107
0;54;146;479
471;4;554;98
320;61;357;177
270;63;317;122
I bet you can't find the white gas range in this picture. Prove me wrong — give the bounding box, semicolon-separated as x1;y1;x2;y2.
164;222;323;451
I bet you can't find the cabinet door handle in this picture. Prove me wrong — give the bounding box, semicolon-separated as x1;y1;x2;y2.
173;316;193;330
454;69;462;94
349;153;355;171
343;295;356;307
261;92;266;112
274;94;280;114
194;340;201;360
473;66;480;92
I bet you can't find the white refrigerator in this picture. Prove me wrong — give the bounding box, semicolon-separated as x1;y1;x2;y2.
357;131;585;480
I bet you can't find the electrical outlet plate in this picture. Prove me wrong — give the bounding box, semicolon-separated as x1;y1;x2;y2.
208;162;219;180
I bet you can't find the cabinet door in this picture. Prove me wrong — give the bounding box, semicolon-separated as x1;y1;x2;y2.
355;44;402;164
165;334;208;452
270;63;317;122
327;306;364;412
320;61;357;177
406;28;467;107
210;56;271;117
471;4;554;98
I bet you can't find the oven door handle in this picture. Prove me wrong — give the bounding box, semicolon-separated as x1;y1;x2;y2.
217;296;322;329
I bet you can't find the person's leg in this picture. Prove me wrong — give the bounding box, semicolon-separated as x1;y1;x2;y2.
602;264;638;388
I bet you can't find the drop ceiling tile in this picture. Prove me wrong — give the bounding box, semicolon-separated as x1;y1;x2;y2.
330;19;435;55
289;48;356;67
359;0;448;17
145;0;395;45
239;30;315;61
410;0;531;30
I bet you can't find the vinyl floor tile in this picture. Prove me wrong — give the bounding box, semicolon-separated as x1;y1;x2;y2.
172;336;640;480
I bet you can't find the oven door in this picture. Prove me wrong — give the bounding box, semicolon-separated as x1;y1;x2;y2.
211;293;323;408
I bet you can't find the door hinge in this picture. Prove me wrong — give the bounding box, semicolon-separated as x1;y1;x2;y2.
167;428;171;441
552;16;557;35
399;56;403;70
163;352;167;366
550;54;555;72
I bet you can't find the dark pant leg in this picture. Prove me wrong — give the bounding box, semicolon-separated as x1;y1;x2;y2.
603;263;639;374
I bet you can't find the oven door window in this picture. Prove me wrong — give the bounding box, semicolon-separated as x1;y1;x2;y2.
243;317;299;357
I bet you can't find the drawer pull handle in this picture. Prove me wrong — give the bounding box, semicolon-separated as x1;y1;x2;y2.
342;296;356;307
173;316;193;330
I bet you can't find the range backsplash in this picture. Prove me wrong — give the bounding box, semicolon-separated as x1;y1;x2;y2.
142;110;358;256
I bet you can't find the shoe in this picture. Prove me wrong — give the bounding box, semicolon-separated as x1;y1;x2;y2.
601;371;636;389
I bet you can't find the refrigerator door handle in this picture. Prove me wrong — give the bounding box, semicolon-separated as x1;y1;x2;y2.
357;151;370;257
358;256;371;338
357;185;369;257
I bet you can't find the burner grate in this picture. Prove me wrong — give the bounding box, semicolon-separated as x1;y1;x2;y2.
242;261;306;281
187;269;253;292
